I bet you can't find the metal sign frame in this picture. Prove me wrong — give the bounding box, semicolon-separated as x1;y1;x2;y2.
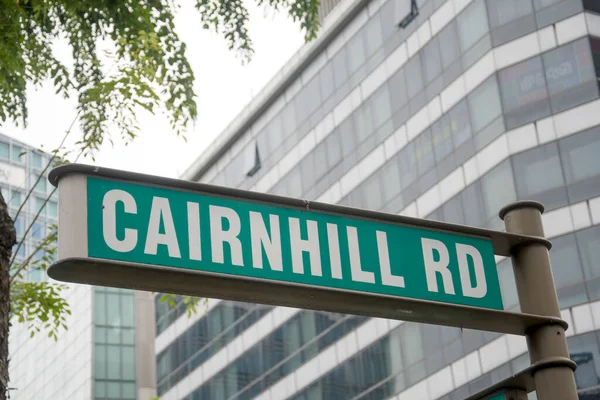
47;164;563;335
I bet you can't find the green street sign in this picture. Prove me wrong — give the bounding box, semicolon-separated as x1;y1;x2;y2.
48;164;563;335
89;175;502;309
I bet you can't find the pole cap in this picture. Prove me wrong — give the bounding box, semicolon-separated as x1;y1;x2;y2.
499;200;545;220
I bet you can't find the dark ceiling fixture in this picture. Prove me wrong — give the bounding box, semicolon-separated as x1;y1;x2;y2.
246;143;261;177
399;0;419;29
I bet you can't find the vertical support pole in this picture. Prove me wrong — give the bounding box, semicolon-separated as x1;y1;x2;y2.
134;290;157;400
499;201;578;400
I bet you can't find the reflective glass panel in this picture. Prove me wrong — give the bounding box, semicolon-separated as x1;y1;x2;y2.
543;38;598;113
498;56;551;129
457;0;489;52
468;76;502;132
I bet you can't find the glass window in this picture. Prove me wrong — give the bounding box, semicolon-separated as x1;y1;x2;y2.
570;333;600;390
462;182;486;227
95;344;106;379
414;130;435;176
9;191;22;209
319;62;335;102
486;0;533;28
325;132;342;168
31;222;43;240
29;263;41;282
189;311;365;400
497;258;518;309
364;17;383;57
95;326;106;343
300;152;316;194
107;293;121;326
31;152;42;168
12;145;24;162
398;143;417;188
543;38;598;113
12;243;25;260
578;227;600;297
122;383;136;399
593;38;600;79
122;346;135;380
30;173;46;194
347;32;366;75
431;117;453;163
121;295;134;327
34;197;45;214
512;142;567;209
405;54;424;99
332;48;349;89
353;103;373;145
297;76;321;124
534;0;562;9
264;118;283;157
438;21;461;69
362;174;382;210
282;103;297;136
559;127;600;203
122;328;135;345
95;381;106;399
448;100;473;148
13;216;24;239
585;0;600;13
371;85;392;129
313;141;329;183
0;142;8;159
457;0;489;52
499;56;551;129
107;345;121;379
48;201;58;218
95;292;106;325
389;68;408;113
442;196;465;225
550;234;587;308
286;168;303;199
481;161;516;221
106;382;120;399
422;39;442;85
381;160;401;204
400;323;424;365
339;117;356;157
468;76;502;133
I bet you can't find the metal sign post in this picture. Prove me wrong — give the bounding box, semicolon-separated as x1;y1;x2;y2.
499;202;578;400
45;164;579;399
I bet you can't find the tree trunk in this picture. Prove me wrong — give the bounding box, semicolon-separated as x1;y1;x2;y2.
0;192;16;400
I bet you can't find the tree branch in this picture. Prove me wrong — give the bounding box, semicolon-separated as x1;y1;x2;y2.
8;228;54;284
11;110;80;223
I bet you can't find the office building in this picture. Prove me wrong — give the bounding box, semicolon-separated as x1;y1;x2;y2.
3;133;156;400
156;0;600;399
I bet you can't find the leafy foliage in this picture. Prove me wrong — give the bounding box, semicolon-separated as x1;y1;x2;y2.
8;187;68;341
158;292;207;318
6;131;84;341
9;281;70;340
1;0;320;363
0;0;320;154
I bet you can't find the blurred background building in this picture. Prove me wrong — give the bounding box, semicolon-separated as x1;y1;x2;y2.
3;133;156;400
155;0;600;399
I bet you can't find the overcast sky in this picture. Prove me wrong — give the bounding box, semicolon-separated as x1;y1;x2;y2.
2;0;304;179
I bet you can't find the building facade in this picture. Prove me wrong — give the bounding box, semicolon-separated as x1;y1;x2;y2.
3;133;156;400
156;0;600;399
